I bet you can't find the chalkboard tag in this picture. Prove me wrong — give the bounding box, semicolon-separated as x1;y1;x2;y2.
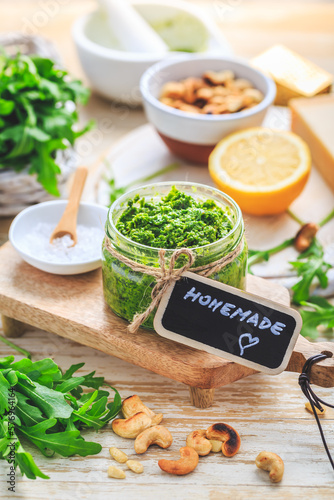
154;272;302;375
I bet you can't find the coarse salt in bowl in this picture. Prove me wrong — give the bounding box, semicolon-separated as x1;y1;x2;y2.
9;201;108;275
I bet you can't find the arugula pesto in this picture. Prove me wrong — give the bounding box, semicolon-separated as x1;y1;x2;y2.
116;187;234;248
103;185;247;329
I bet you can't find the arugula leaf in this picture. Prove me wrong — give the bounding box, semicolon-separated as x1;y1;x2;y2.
80;371;105;390
290;239;331;304
11;358;61;387
100;387;122;423
72;410;107;431
61;363;85;380
0;51;92;194
2;368;18;387
0;371;10;413
0;420;11;454
15;393;45;427
0;356;15;367
55;377;86;394
15;446;49;480
17;380;73;419
78;390;110;403
299;297;334;339
19;419;102;457
75;390;98;415
0;98;14;115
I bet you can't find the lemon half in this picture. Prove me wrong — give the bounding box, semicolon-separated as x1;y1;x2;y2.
209;127;311;215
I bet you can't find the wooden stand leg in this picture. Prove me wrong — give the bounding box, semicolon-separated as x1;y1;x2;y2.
189;387;215;408
1;315;28;338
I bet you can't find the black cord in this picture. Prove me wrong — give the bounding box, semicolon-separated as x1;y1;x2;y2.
298;353;334;471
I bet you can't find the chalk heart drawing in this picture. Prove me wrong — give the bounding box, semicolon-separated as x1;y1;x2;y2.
239;333;260;356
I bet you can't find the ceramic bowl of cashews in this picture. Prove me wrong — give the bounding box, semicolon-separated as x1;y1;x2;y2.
140;56;276;163
107;394;284;483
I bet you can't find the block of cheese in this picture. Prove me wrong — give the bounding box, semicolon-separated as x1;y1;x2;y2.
289;94;334;191
252;45;333;106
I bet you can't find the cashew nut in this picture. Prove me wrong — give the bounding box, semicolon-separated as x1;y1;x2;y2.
151;413;164;425
122;395;163;425
107;465;126;479
158;446;199;475
210;439;222;453
186;429;212;456
294;222;319;253
126;460;144;474
109;447;128;463
203;70;234;86
134;425;173;454
305;401;326;416
206;423;241;457
112;412;152;439
255;451;284;483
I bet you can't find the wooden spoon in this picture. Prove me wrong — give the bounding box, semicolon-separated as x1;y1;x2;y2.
49;167;88;246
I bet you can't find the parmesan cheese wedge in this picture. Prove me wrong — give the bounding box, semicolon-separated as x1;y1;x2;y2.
290;94;334;192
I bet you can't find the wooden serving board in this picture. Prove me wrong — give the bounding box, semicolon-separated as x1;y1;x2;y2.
1;242;334;408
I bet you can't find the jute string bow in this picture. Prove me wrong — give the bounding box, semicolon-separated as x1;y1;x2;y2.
104;237;243;333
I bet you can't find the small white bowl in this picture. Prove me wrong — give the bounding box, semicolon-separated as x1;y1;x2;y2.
9;201;108;275
140;55;276;162
72;0;231;104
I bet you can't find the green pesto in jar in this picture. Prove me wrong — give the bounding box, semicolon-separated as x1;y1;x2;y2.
116;186;234;249
102;185;248;330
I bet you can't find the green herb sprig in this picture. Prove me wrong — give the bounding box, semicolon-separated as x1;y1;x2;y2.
0;51;93;195
247;237;295;271
298;297;334;340
248;208;334;339
108;161;180;206
290;238;331;304
0;355;121;480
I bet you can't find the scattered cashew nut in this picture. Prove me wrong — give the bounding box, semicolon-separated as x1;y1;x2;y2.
305;401;326;416
186;429;212;456
109;447;128;463
112;412;152;439
107;465;126;479
294;222;319;253
206;423;241;457
126;460;144;474
122;395;163;425
158;446;199;475
134;425;173;454
210;439;222;452
255;451;284;483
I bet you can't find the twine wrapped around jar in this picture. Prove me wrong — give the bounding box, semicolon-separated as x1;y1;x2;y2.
103;236;243;333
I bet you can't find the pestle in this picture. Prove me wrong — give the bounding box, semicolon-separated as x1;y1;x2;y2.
98;0;168;53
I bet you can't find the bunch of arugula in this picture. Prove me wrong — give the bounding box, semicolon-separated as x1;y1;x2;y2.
0;355;121;480
0;51;93;195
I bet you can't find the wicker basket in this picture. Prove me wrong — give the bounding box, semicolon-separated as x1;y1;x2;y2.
0;33;77;216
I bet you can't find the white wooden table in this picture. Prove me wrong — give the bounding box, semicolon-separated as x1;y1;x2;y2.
0;328;334;499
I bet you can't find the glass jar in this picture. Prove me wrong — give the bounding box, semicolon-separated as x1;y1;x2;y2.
102;182;248;329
